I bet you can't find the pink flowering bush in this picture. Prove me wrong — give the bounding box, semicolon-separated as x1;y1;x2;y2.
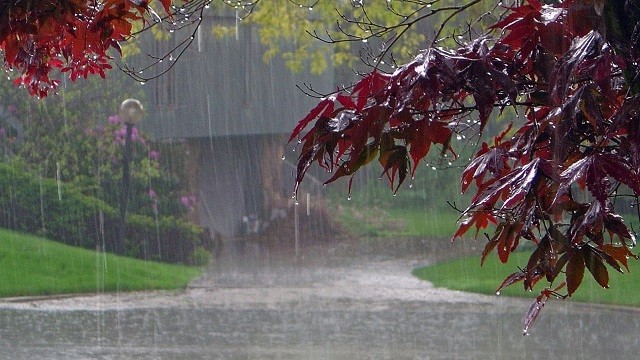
86;114;189;219
180;194;196;211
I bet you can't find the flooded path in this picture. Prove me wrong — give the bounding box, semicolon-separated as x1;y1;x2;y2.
1;238;639;359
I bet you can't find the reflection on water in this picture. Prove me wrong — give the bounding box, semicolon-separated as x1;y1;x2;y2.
1;239;639;359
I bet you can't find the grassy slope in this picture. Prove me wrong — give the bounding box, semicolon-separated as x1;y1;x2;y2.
413;251;640;307
0;228;203;297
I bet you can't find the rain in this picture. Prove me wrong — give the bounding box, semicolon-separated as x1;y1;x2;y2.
0;1;639;359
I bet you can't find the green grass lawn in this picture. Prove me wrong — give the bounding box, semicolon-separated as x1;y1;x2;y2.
413;250;640;307
337;205;461;238
0;228;203;298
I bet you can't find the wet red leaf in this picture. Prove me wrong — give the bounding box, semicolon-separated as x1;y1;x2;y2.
583;247;609;289
566;249;585;296
480;239;499;266
289;98;334;143
601;244;638;272
523;283;566;335
496;270;525;294
523;292;548;336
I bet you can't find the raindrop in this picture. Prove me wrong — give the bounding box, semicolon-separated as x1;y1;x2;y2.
56;162;62;201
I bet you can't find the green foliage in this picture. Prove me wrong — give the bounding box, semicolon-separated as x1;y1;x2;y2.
0;55;199;263
209;1;429;75
222;0;504;77
0;161;203;264
126;213;204;264
0;159;108;247
0;70;192;220
191;247;213;267
0;73;143;180
0;227;202;297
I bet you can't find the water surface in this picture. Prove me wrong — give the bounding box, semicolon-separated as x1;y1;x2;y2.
1;238;638;359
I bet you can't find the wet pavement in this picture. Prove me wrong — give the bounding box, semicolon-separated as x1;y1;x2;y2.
0;238;639;359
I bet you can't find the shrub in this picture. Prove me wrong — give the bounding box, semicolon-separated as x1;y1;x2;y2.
0;162;203;264
124;214;203;264
191;247;212;267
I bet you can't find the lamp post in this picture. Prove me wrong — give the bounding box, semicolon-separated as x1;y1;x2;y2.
116;98;144;255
